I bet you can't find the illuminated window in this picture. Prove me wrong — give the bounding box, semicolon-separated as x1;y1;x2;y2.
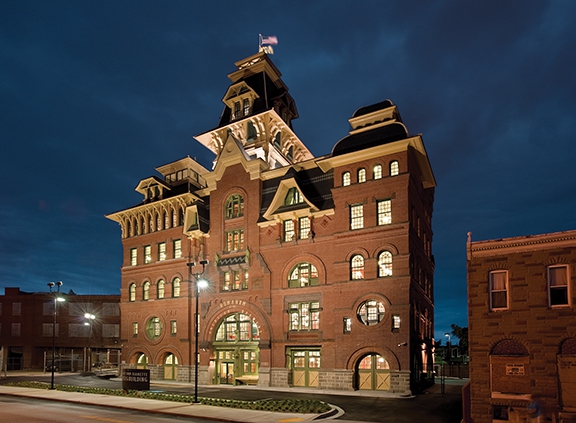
130;248;137;266
378;251;393;277
173;239;182;258
377;200;392;225
144;245;152;264
157;279;165;299
143;282;150;301
288;262;319;287
351;255;364;280
129;283;136;302
548;265;569;306
342;171;351;187
172;277;181;298
350;204;364;230
289;302;320;331
283;220;295;242
299;217;311;239
358;168;366;183
225;194;244;219
145;317;162;340
373;164;382;180
357;300;385;326
390;160;399;176
223;270;248;291
158;242;166;261
489;270;508;310
225;229;244;251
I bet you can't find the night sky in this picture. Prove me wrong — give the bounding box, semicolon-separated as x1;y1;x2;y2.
2;1;576;342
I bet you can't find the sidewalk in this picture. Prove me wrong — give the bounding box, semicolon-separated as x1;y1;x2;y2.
0;383;328;423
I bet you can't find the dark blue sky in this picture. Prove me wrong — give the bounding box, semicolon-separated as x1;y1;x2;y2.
2;1;575;342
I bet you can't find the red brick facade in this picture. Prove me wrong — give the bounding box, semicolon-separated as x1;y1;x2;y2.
467;230;576;422
107;52;436;393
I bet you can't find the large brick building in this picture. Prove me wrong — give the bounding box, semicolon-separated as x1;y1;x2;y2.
106;51;436;393
0;287;120;371
466;230;576;422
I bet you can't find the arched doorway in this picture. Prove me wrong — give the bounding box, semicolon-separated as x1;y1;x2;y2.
213;313;260;385
135;353;148;369
357;353;390;391
164;353;178;380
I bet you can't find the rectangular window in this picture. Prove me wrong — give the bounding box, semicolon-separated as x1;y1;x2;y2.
223;270;248;291
144;245;152;264
158;242;166;261
289;302;320;331
377;200;392;225
12;302;21;316
343;317;352;334
299;217;311;239
130;248;137;266
490;270;508;310
173;239;182;259
283;220;295;242
132;322;138;336
11;323;21;337
350;204;364;230
171;320;177;336
225;229;244;252
549;265;569;306
392;315;401;332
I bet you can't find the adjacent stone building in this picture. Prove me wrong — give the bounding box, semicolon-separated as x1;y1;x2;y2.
467;230;576;422
107;51;436;393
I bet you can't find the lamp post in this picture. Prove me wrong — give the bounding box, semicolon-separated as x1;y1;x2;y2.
84;313;95;372
187;260;209;404
47;281;64;390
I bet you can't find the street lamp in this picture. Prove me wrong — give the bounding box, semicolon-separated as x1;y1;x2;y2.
84;313;95;372
47;281;65;390
187;260;209;404
444;333;451;365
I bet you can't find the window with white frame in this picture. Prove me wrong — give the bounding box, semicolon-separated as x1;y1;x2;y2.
351;254;364;280
377;200;392;225
548;265;569;306
350;204;364;230
489;270;508;310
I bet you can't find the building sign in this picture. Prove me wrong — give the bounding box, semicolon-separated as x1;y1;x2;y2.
122;368;150;391
505;364;525;376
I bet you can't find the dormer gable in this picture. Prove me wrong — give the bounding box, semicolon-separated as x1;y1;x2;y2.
223;82;260;121
262;176;319;221
135;176;171;202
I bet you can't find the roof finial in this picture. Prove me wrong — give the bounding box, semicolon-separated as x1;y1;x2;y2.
259;34;278;54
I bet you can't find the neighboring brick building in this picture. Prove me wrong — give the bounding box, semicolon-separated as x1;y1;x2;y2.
0;287;120;371
466;230;576;422
106;51;436;393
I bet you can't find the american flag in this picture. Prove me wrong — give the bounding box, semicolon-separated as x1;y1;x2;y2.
261;35;278;45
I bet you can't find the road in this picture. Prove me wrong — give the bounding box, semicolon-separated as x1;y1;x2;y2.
0;395;215;423
1;373;465;422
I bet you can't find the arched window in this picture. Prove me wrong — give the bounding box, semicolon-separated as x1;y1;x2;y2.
214;313;260;342
351;255;364;280
373;164;382;180
157;279;165;299
225;194;244;219
284;187;303;206
378;251;393;277
129;283;136;302
288;262;319;287
143;281;150;300
390;160;399;176
357;300;386;326
172;277;181;298
342;171;351;187
358;168;366;183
